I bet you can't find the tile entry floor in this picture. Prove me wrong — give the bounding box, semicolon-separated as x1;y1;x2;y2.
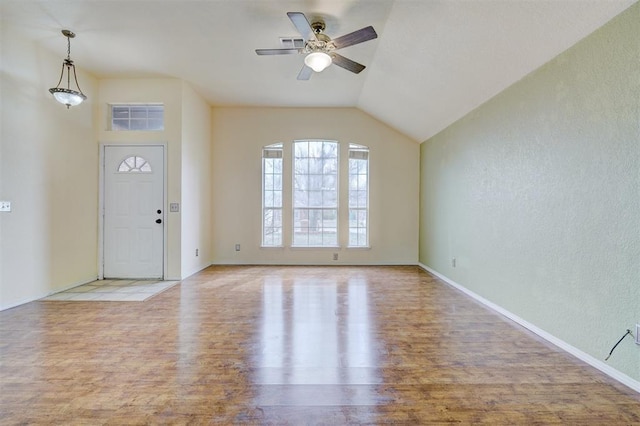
43;279;179;302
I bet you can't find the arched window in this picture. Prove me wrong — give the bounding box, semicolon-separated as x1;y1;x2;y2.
117;156;152;173
292;140;339;247
348;144;369;247
262;144;283;246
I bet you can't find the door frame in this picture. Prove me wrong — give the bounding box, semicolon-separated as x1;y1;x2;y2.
98;143;168;280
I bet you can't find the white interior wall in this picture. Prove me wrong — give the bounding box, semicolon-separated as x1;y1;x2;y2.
181;82;213;278
0;24;98;310
211;107;419;265
97;78;183;280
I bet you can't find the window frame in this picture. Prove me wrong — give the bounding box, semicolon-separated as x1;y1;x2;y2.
291;140;339;248
348;144;370;248
261;144;284;247
117;155;153;173
260;140;371;250
109;104;165;131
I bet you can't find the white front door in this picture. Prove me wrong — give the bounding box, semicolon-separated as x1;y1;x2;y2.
103;145;164;279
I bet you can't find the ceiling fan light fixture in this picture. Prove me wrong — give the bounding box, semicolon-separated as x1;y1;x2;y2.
304;51;332;72
49;29;87;108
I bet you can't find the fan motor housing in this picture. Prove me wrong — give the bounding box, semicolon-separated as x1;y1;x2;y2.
311;21;326;34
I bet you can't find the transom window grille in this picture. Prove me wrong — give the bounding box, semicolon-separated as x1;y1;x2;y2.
111;104;164;131
293;140;338;247
118;156;152;173
262;144;283;246
348;144;369;247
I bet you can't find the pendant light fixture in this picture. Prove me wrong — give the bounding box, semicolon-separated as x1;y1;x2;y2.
49;30;87;108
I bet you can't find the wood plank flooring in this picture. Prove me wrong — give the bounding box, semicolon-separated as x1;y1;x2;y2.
1;265;638;424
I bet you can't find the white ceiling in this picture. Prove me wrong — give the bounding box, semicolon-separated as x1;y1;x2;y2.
1;0;636;141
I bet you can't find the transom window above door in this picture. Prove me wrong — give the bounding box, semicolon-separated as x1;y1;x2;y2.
110;104;164;131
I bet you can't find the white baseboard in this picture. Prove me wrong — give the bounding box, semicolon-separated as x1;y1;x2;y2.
46;276;99;295
418;263;640;394
0;276;99;311
1;297;41;312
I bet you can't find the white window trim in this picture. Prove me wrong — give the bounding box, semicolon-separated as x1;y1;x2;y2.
348;144;370;248
261;144;284;247
291;139;340;248
260;140;371;250
109;103;165;131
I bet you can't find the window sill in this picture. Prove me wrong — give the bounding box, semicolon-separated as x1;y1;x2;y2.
260;246;372;250
290;246;341;250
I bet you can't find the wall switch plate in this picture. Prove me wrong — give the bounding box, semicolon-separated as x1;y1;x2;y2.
452;257;456;268
636;324;640;345
0;201;11;212
169;203;180;212
333;253;338;260
235;244;240;251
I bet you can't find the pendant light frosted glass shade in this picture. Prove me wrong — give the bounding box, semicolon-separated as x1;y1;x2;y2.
304;51;332;72
49;30;87;108
50;87;86;107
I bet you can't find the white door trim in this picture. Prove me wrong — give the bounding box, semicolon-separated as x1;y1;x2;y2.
98;142;168;280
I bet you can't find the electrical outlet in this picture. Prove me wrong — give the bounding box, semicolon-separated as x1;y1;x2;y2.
333;253;338;261
235;244;241;252
0;201;11;212
195;249;199;257
636;324;640;345
452;257;456;268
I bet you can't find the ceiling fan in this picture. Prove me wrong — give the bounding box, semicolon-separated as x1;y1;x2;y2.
256;12;378;80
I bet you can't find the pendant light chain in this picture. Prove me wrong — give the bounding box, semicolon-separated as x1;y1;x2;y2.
66;35;72;89
67;33;85;95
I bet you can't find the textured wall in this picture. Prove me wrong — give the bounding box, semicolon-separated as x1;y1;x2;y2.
420;4;639;382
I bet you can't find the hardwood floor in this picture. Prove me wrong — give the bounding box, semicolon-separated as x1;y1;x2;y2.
1;265;638;424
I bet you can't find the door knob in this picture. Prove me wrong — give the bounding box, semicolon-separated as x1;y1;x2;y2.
156;219;162;224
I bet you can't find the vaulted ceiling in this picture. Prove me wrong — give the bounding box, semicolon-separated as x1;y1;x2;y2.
1;0;636;141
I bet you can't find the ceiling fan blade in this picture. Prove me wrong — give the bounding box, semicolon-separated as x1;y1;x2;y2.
287;12;317;41
256;48;301;56
331;26;377;50
297;65;313;80
330;53;366;74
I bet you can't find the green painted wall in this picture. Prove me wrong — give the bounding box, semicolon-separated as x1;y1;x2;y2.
419;3;639;382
